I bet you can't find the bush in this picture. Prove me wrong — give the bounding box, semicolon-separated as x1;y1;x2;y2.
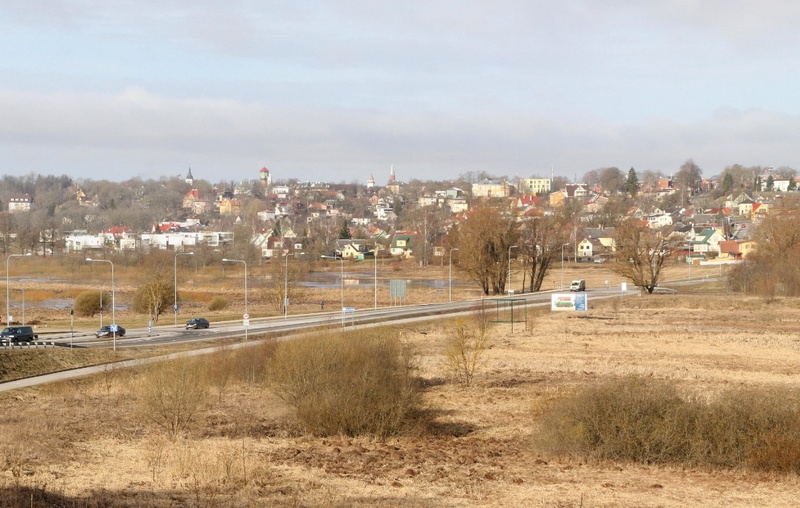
536;376;691;463
208;296;228;311
443;314;490;387
536;376;800;472
140;358;208;438
73;290;109;317
267;327;420;437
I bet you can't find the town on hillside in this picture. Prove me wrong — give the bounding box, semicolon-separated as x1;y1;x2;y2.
0;162;792;271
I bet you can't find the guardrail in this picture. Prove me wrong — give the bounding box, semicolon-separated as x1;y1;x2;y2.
0;340;59;349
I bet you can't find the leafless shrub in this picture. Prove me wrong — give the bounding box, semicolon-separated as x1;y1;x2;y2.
536;376;800;472
140;358;208;438
208;296;228;311
267;327;420;437
443;315;491;387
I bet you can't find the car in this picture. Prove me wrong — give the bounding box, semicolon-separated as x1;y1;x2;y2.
185;317;210;330
95;325;125;338
569;279;586;292
0;326;38;343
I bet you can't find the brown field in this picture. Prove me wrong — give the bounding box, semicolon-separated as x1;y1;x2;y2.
6;258;790;507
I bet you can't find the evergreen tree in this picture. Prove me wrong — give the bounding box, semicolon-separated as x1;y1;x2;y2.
339;219;352;239
723;173;734;194
626;167;639;197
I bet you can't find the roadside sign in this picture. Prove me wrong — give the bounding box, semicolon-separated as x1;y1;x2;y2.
551;293;588;312
243;319;250;327
243;313;249;320
174;304;178;312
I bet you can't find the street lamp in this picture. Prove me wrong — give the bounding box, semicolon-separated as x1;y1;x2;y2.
449;248;459;303
284;252;304;319
507;245;518;294
20;289;24;326
86;258;116;351
373;245;379;310
222;258;248;340
6;253;30;325
561;243;570;290
174;251;194;326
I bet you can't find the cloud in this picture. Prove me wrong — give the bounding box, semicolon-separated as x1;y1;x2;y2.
1;86;800;182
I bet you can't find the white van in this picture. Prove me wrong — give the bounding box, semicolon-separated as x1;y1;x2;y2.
570;279;586;292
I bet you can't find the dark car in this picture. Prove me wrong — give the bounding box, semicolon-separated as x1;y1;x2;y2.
0;326;38;343
185;318;210;330
95;325;125;338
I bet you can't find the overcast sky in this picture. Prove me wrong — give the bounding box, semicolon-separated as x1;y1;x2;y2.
2;1;800;184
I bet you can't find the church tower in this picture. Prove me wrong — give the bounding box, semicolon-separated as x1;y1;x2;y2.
185;166;194;186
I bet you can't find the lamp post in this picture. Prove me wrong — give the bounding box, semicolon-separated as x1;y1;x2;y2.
86;258;116;351
507;245;518;294
174;251;194;326
283;252;304;319
20;289;24;326
449;248;459;303
6;253;30;326
561;243;570;290
373;245;379;310
222;258;248;340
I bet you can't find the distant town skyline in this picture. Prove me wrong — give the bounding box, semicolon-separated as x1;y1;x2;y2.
3;2;800;183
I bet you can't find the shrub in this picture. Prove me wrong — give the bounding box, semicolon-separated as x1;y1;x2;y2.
73;290;109;317
267;327;420;437
536;376;692;463
208;296;228;311
140;358;208;438
131;268;175;321
443;314;490;387
536;376;800;472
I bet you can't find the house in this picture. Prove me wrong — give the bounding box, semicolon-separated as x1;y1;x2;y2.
692;228;725;256
182;189;211;214
8;194;32;213
471;180;511;198
390;233;415;258
564;183;589;199
577;238;607;262
448;198;469;213
719;240;757;260
517;178;551;195
577;228;616;261
335;239;369;260
219;198;242;216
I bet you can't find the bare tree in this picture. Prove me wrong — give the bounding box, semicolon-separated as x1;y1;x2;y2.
519;215;571;292
131;266;175;322
728;210;800;298
674;159;703;205
400;204;446;266
611;219;672;293
450;204;519;295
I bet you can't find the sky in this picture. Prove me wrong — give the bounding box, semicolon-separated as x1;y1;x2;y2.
2;1;800;185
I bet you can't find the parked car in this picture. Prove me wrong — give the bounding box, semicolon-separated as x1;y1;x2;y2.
185;317;210;330
0;326;38;343
96;325;125;338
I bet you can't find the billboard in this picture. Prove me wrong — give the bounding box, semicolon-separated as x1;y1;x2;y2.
551;293;588;312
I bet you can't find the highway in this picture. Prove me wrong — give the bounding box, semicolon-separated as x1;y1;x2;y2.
46;286;636;349
0;286;637;392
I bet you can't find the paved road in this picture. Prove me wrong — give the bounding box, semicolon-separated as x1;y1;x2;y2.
0;286;639;392
42;286;638;349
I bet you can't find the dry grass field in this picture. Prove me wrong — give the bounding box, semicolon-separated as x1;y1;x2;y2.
4;272;800;506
